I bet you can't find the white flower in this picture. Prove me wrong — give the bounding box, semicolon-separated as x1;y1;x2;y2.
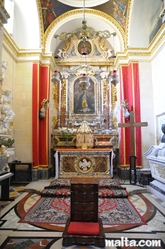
121;100;129;108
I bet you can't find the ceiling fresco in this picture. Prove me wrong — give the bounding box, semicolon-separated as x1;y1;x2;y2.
40;0;128;32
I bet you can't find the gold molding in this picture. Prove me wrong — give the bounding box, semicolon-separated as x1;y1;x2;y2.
114;23;165;68
53;84;59;109
3;28;55;69
61;78;66;108
148;23;165;54
2;1;165;70
36;0;45;50
125;0;133;48
55;61;114;67
43;8;125;52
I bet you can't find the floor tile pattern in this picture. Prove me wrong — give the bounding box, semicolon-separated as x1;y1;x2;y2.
0;179;165;248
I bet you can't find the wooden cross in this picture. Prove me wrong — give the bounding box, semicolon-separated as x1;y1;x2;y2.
118;111;148;157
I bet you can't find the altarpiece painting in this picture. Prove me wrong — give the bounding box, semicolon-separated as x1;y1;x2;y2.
74;77;95;114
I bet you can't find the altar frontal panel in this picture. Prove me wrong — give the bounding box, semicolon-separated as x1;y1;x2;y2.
59;150;113;178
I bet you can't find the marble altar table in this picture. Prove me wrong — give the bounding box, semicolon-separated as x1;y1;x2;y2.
54;148;114;178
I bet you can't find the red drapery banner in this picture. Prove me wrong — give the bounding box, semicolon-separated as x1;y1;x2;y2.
32;63;50;168
119;62;142;167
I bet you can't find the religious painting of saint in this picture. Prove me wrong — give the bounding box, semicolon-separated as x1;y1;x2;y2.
74;78;95;114
40;0;129;32
112;0;127;29
41;0;57;31
78;41;92;55
94;0;128;30
40;0;73;32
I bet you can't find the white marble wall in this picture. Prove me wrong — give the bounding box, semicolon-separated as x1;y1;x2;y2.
7;0;40;49
139;62;155;168
139;43;165;168
151;45;165;116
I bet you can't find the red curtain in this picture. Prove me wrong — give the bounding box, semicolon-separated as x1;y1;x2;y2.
32;63;50;168
119;62;142;167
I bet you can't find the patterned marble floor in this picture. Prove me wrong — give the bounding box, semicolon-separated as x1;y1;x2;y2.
0;178;165;249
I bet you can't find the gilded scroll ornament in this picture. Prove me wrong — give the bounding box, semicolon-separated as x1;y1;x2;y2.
53;84;59;109
61;78;66;108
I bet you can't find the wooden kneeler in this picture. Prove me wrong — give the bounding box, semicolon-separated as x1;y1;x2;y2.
62;217;105;247
62;177;105;247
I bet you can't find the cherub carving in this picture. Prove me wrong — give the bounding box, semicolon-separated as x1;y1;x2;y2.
57;49;68;59
102;49;115;59
1;89;12;103
1;104;15;121
0;89;15;135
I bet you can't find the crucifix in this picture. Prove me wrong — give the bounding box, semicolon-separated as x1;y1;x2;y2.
118;111;148;183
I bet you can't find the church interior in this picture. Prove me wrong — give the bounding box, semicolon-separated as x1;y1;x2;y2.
0;0;165;248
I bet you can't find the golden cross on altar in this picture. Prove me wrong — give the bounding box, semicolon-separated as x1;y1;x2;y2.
118;111;148;156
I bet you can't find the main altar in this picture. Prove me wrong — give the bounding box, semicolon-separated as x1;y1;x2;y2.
55;148;113;179
51;31;119;178
52;120;117;178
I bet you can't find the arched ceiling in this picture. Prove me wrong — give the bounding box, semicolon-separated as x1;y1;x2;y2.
43;0;128;55
4;0;163;55
43;0;163;56
129;0;162;48
46;10;124;56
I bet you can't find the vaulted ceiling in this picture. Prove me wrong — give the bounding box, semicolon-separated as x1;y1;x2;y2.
3;0;164;58
43;0;163;57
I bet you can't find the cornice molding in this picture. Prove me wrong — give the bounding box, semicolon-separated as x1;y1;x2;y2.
36;0;44;49
115;23;165;68
2;17;165;71
3;29;55;69
125;0;132;48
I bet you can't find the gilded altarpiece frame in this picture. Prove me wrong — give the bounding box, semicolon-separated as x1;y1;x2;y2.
52;35;119;131
67;74;101;127
52;71;117;130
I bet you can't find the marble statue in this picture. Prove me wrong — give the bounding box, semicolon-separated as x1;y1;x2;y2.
0;89;15;134
0;61;8;84
1;89;12;103
1;104;15;121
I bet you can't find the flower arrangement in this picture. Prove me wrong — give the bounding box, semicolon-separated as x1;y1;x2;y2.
0;138;15;148
121;99;129;108
61;128;72;139
41;99;49;109
120;100;130;119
